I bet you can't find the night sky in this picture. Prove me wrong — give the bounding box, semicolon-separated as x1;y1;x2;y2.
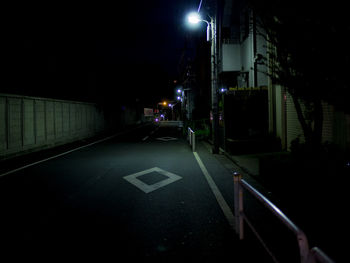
3;1;205;106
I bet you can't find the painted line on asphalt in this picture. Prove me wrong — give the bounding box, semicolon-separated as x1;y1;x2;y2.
0;134;118;178
0;125;146;178
143;127;159;141
123;167;182;194
193;151;236;230
150;126;159;135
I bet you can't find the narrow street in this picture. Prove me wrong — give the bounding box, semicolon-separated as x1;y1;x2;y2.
0;124;271;262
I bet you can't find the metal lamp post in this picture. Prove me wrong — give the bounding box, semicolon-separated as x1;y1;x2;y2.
187;11;219;153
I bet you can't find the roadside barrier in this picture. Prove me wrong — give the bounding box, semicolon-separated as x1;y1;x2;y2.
159;120;183;128
233;172;335;263
188;127;195;152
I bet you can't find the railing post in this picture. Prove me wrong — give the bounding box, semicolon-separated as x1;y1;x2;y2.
188;127;195;152
192;131;195;152
297;231;311;263
233;172;244;239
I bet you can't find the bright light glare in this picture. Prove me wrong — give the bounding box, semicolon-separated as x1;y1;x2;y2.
177;96;181;100
163;101;167;106
177;89;182;93
188;12;201;24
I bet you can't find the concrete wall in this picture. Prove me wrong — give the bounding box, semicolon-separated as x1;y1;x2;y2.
285;92;305;148
283;92;349;150
268;84;287;149
256;31;268;87
0;94;105;159
240;35;254;87
222;43;241;71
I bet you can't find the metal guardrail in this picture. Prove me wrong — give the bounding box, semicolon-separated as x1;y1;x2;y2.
308;247;335;263
233;172;335;263
159;120;183;127
188;127;195;152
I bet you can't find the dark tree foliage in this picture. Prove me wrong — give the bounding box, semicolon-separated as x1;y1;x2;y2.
248;0;350;148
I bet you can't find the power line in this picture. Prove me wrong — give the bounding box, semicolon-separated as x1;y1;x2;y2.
197;0;203;12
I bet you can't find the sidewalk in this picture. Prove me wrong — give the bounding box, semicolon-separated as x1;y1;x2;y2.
197;141;310;262
202;141;274;194
194;141;274;262
223;152;260;177
202;141;340;263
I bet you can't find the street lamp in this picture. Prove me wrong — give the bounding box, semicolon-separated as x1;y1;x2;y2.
187;10;219;153
187;12;210;42
169;102;179;120
188;12;201;24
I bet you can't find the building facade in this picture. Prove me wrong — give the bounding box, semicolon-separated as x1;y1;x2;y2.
218;0;350;151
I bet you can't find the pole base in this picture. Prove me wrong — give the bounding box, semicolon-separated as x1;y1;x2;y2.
212;147;219;154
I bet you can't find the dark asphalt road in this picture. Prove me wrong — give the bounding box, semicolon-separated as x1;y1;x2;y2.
1;124;271;262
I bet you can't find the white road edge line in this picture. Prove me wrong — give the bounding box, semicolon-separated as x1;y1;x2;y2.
193;151;236;230
0;128;135;178
145;127;158;140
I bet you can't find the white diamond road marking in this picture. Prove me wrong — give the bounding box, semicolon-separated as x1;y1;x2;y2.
123;167;182;193
156;137;178;141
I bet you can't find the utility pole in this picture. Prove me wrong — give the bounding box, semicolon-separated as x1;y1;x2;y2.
211;8;219;154
186;1;219;154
